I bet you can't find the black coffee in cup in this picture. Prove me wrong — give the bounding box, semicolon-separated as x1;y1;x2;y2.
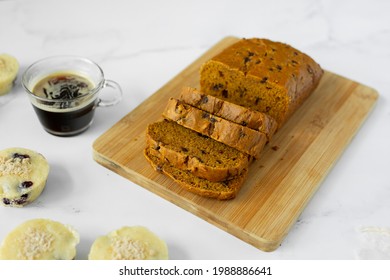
32;100;97;136
22;56;122;136
31;72;97;136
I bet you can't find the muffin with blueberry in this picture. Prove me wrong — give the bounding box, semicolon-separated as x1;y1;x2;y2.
0;147;49;207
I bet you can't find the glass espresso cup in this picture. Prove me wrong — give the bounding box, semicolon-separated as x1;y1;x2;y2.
22;56;122;136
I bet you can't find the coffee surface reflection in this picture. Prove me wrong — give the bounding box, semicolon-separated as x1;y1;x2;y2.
32;72;94;108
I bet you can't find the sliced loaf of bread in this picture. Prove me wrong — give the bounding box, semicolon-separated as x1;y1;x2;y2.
179;87;278;141
147;120;249;182
144;146;247;200
162;98;267;159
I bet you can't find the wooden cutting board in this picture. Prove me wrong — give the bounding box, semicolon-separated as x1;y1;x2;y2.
93;36;378;252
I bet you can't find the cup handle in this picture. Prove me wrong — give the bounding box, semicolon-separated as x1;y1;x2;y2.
97;79;122;107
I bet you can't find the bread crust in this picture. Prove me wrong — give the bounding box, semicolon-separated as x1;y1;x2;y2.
180;87;278;140
163;98;267;159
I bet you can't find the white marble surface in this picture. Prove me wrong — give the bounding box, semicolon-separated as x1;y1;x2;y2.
0;0;389;260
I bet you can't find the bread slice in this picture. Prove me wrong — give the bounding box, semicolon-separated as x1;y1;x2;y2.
162;98;267;159
147;120;249;182
200;38;323;128
144;147;247;200
179;87;278;141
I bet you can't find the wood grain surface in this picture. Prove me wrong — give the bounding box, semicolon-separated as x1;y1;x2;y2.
92;37;378;252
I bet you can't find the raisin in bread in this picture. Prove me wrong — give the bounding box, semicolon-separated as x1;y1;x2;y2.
0;219;79;260
147;120;249;182
0;147;49;207
144;147;247;200
88;226;168;260
200;38;323;128
179;86;278;141
162;98;267;159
